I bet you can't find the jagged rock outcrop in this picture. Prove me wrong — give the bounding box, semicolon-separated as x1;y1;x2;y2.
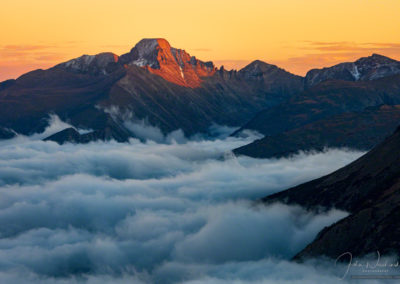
120;38;216;87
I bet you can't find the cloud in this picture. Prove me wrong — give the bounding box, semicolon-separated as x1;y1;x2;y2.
100;106;246;144
0;44;65;63
272;41;400;75
0;43;75;81
0;121;368;283
302;41;400;53
172;203;347;263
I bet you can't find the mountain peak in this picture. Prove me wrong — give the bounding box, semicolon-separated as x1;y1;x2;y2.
127;38;171;68
239;60;301;82
370;53;390;59
56;52;119;75
305;53;400;87
120;38;216;87
372;53;385;57
241;60;278;72
355;53;398;66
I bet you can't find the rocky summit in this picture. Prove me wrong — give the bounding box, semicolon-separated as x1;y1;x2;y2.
120;38;216;87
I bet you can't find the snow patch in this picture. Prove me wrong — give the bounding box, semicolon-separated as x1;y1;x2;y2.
350;64;361;81
132;58;149;67
65;55;95;69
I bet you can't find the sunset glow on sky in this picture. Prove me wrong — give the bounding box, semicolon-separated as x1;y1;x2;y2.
1;0;399;80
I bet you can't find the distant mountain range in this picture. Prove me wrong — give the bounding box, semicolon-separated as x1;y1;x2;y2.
233;55;400;157
304;53;400;88
0;38;303;142
1;38;400;158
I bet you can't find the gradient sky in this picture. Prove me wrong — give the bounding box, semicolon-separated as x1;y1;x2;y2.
1;0;399;81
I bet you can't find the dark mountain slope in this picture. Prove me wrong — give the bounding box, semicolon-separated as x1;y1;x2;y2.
237;74;400;136
99;61;303;136
262;126;400;259
234;105;400;158
0;79;15;92
233;73;400;157
238;60;304;96
0;127;15;139
0;65;126;135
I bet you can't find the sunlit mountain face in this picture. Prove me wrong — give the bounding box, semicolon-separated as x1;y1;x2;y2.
119;38;217;88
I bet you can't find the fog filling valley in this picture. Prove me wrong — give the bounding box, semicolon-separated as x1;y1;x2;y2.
0;117;378;283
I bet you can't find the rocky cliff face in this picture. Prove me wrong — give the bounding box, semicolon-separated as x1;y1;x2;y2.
120;38;216;87
305;54;400;88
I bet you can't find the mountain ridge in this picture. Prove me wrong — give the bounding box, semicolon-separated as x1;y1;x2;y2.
233;70;400;158
1;38;400;153
0;38;304;141
304;53;400;88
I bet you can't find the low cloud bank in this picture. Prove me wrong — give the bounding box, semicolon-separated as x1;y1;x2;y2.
0;120;369;283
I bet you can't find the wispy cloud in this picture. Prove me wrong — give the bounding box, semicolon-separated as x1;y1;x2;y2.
0;44;73;80
273;41;400;75
0;44;68;61
303;41;400;52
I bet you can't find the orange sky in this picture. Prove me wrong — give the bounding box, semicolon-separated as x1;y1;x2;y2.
1;0;399;81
